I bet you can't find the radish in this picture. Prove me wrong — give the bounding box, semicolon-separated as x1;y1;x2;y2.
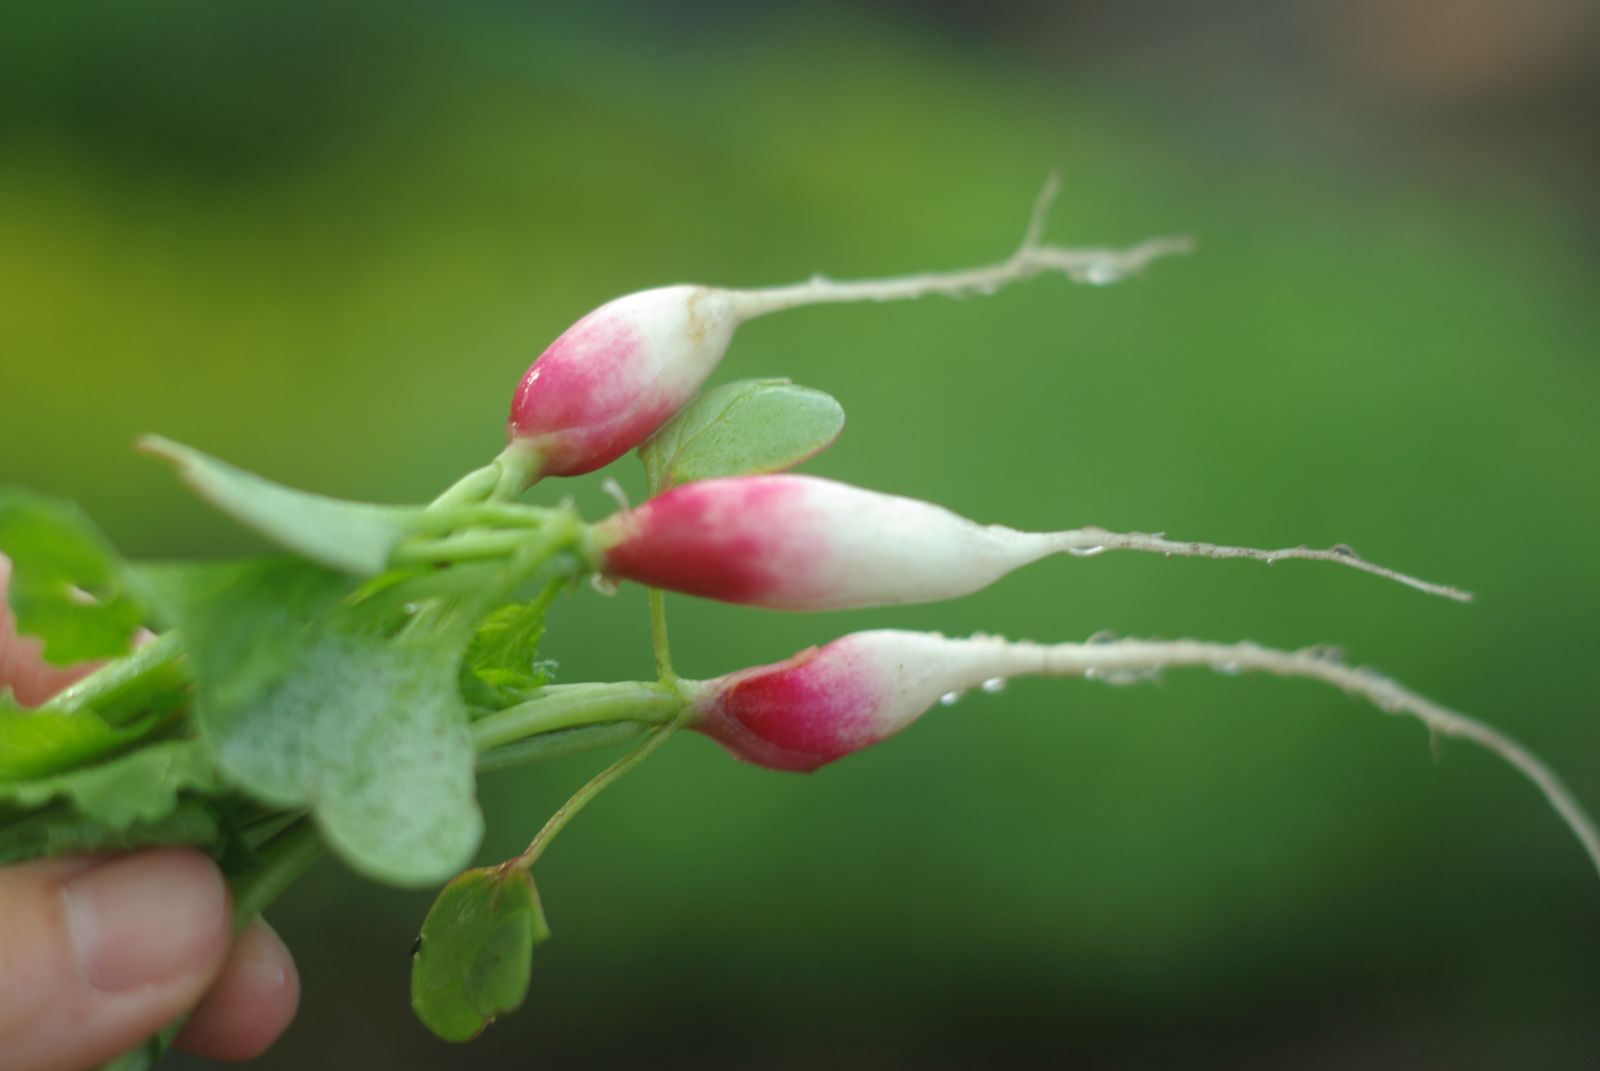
685;629;1600;878
507;286;742;477
591;474;1469;610
505;180;1190;481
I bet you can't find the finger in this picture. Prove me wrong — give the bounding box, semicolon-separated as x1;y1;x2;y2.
0;553;98;705
175;918;301;1061
0;850;233;1071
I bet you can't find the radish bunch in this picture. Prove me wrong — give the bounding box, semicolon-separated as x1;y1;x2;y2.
3;184;1593;1062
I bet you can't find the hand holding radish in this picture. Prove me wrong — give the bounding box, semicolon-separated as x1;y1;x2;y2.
2;184;1590;1065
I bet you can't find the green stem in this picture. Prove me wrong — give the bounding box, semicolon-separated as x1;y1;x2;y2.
476;722;648;773
427;442;545;512
397;515;581;642
407;501;564;538
471;682;683;753
427;462;501;512
395;515;580;596
392;529;536;565
492;440;545;498
50;633;187;723
513;722;677;869
647;587;674;682
230;818;322;929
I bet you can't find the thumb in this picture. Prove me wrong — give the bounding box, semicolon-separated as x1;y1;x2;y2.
0;850;233;1071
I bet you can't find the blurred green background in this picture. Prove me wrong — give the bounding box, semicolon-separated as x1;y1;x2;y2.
4;1;1599;1067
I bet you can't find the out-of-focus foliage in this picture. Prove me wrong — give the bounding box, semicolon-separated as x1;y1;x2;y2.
3;2;1597;1067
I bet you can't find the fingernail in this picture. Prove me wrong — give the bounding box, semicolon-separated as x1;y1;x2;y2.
62;850;229;992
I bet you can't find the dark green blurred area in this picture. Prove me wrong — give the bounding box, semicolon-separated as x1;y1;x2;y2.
4;2;1599;1067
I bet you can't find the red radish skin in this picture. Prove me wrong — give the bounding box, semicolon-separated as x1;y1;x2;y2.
595;477;808;605
692;640;884;772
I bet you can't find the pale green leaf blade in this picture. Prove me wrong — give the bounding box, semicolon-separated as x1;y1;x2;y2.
140;558;483;886
140;435;425;575
239;635;482;886
639;379;845;492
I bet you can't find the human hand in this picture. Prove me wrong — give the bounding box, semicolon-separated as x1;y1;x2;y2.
0;553;300;1070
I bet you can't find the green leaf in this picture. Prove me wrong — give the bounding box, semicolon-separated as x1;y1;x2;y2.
0;738;218;826
0;691;149;781
139;436;427;575
412;866;548;1042
459;589;558;710
138;558;483;886
133;558;352;706
0;488;146;664
0;798;220;867
639;378;845;492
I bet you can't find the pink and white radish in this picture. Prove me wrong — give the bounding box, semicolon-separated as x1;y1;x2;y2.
685;628;1600;878
508;286;743;477
505;181;1190;482
591;474;1469;610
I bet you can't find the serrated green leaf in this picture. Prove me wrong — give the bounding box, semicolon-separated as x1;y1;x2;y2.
140;436;427;575
0;738;218;826
459;588;557;710
0;488;146;664
639;378;845;492
138;558;482;886
0;691;149;781
0;798;220;867
412;866;548;1042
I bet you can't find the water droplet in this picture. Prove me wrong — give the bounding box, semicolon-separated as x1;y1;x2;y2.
1263;556;1277;566
939;691;964;706
402;602;419;615
1216;660;1243;676
1331;543;1360;559
980;677;1007;694
590;574;619;596
1084;263;1121;286
1307;644;1345;665
1086;629;1118;645
1068;545;1106;558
